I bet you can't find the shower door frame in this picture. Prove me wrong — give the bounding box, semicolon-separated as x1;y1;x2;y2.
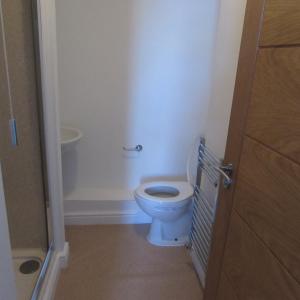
0;0;67;299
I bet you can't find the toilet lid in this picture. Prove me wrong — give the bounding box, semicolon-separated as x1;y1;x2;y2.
135;181;194;203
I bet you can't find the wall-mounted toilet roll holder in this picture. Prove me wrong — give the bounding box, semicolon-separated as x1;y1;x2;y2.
122;144;143;152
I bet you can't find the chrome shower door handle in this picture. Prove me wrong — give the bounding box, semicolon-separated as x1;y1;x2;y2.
122;144;143;152
213;163;233;189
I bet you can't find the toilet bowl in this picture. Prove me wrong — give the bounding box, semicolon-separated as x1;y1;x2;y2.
135;181;194;246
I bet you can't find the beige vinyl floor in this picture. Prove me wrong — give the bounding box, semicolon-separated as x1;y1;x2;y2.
55;224;203;300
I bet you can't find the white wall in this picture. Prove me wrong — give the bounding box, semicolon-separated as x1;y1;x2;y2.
56;0;219;197
205;0;247;158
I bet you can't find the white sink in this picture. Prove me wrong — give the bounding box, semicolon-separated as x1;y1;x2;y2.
60;126;82;153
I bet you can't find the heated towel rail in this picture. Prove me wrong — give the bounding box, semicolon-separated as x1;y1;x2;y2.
188;137;232;287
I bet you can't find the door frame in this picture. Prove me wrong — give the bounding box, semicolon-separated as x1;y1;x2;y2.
36;0;66;254
33;0;70;297
204;0;266;299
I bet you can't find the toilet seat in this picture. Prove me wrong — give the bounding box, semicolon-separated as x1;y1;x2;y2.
135;181;194;204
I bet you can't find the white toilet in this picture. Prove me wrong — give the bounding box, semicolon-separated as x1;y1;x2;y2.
135;181;194;246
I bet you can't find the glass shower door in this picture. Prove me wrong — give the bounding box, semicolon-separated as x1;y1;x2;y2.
0;0;51;299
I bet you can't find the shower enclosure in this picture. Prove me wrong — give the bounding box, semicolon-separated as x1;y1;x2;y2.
0;0;53;298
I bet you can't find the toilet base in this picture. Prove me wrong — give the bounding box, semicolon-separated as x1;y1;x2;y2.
147;212;192;247
147;233;188;247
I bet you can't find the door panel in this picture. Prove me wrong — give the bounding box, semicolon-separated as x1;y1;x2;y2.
260;0;300;46
222;212;300;300
204;0;300;299
234;137;300;281
0;0;48;250
246;47;300;163
216;272;239;300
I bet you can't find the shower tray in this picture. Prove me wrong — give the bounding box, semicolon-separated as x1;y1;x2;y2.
12;249;46;300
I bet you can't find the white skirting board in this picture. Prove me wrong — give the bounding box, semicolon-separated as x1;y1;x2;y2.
38;242;69;300
64;188;151;225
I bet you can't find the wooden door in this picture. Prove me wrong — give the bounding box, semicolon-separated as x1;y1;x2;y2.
204;0;300;299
